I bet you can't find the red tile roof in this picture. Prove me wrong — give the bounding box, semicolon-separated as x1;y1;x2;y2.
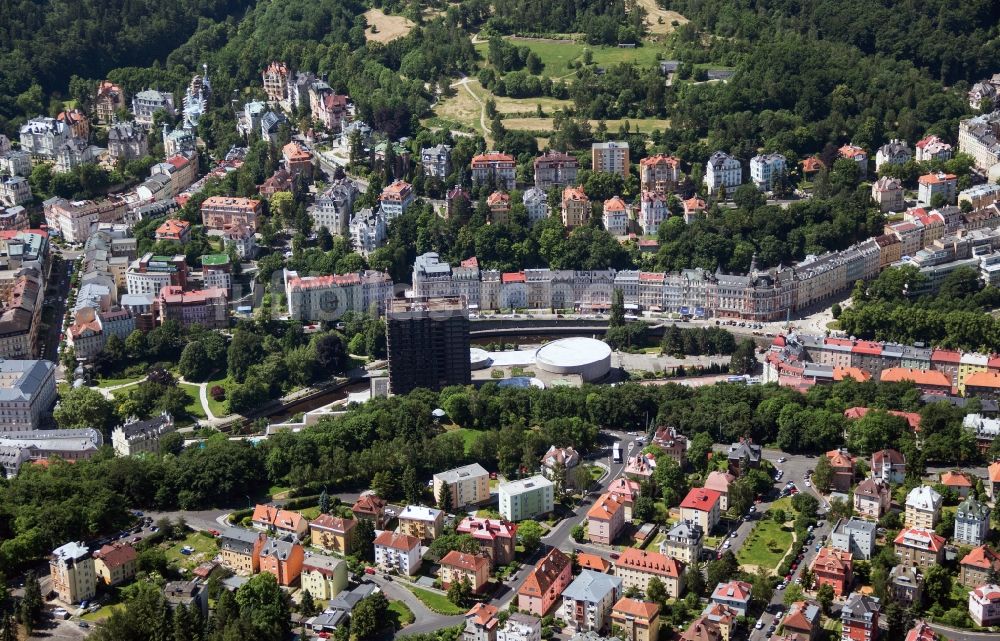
441;551;490;572
465;603;499;627
93;544;136;569
940;471;972;487
373;531;420;551
587;493;625;520
310;514;356;534
616;548;682;578
894;527;945;552
880;368;950;387
681;488;721;511
613;597;660;619
965;371;1000;390
961;545;1000;570
577;552;611;573
519;548;570;597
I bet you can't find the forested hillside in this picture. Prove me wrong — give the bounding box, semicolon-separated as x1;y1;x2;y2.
0;0;254;126
663;0;1000;83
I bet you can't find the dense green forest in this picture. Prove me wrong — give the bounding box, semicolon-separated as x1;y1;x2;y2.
0;376;986;576
663;0;1000;84
0;0;254;128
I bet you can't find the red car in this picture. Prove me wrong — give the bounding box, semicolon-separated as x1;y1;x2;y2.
208;529;221;537
364;567;376;575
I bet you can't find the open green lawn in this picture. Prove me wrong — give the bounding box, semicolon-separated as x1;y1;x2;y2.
81;603;124;622
404;586;464;615
164;531;218;570
475;38;670;78
205;373;231;417
388;600;415;628
736;519;795;570
446;427;483;453
95;375;144;388
179;383;207;420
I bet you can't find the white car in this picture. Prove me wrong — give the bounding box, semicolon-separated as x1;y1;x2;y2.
777;457;787;463
755;620;764;630
805;480;812;487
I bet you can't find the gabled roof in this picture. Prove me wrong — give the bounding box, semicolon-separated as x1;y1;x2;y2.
465;603;499;628
880;368;950;387
940;471;972;487
783;600;821;632
310;514;356;534
811;547;852;574
577;552;611;573
441;551;490;572
680;488;721;511
519;547;570;597
711;580;752;602
893;527;945;552
960;545;1000;570
871;448;905;467
612;597;659;619
373;531;420;551
704;471;735;493
616;548;682;578
93;543;136;569
587;493;624;520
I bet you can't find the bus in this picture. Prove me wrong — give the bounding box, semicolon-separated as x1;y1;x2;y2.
612;442;622;464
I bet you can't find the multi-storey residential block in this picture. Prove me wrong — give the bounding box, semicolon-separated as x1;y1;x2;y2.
562;186;591;228
704;151;741;194
132;89;175;127
20;117;72;161
534;151;579;189
95;81;125;123
960;545;1000;588
0;359;56;432
905;486;942;529
126;252;187;297
841;593;879;641
201;196;262;231
262;62;290;103
499;475;554;522
380;180;415;220
472;152;516;190
639;191;669;235
519;547;572;616
251;504;308;539
870;449;905;484
871;177;904;213
487;191;511;225
969;584;1000;626
373;531;422;575
915;135;952;162
498;613;541;641
955;496;991;546
611;598;661;641
93;544;137;587
726;439;761;475
282;141;313;179
875;139;912;172
420;144;452;179
894;527;945;569
0;176;32;208
615;548;684;598
397;505;444;542
300;554;347;600
889;565;923;606
456;517;517;567
587;493;625;545
703;471;735;512
679;488;721;533
811;547;853;596
158;286;228;330
749;153;786;191
838;144;868;177
523;188;549;223
107;121;148;164
155;219;191;244
434;463;491;510
0;428;103;477
958;111;1000;173
439;551;491;592
852;479;890;521
602;197;629;236
283;269;392;322
639;155;680;193
258;538;305;586
464;603;500;641
110;412;175;457
710;581;752;616
50;542;96;604
782;600;821;640
312;179;359;236
918;172;957;205
592;142;630;178
201;253;232;292
309;515;356;555
560;570;623;632
660;520;703;564
387;297;471;394
56;108;89;140
349;208;388;256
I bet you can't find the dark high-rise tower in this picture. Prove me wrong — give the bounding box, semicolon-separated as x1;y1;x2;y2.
387;297;470;395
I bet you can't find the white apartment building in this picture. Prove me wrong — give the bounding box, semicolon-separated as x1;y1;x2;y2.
905;486;942;529
875;139;912;172
592;141;630;178
312;180;359;236
132;89;176;127
639;191;669;235
111;413;175;457
958;112;1000;174
705;151;742;194
373;531;422;576
602;197;629;236
283;269;392;321
499;475;554;522
50;542;96;604
0;176;32;207
523;188;549;224
497;613;541;641
433;463;491;510
749;153;786;191
19;117;72;160
0;359;57;431
349;208;388;256
559;570;622;632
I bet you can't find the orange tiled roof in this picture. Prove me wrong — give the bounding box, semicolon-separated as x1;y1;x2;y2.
965;371;1000;390
681;488;721;511
616;548;682;578
613;597;660;619
587;493;624;520
577;552;611;573
373;531;420;551
961;545;1000;570
519;547;570;597
441;551;490;572
880;368;950;387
